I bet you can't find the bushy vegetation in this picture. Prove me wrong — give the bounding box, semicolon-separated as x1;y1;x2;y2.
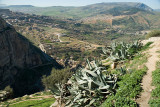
101;41;149;106
42;60;118;107
42;68;72;106
102;41;142;62
146;30;160;39
43;39;52;43
0;86;13;101
101;68;147;107
112;16;149;32
65;59;117;107
149;61;160;107
4;86;14;98
101;52;148;107
0;40;150;107
141;42;153;50
41;40;150;107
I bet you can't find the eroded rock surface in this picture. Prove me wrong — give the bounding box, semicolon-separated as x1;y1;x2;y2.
0;17;62;96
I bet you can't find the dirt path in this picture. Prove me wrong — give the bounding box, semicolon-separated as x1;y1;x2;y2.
136;40;160;107
39;43;47;53
56;34;63;42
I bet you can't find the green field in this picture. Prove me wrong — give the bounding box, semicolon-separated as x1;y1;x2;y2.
9;98;55;107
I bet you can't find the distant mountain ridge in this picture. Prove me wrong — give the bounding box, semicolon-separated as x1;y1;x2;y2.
155;9;160;12
135;3;153;11
0;2;153;19
0;4;7;7
5;5;34;8
85;2;153;11
1;3;160;45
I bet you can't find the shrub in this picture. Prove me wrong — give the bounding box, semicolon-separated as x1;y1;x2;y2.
4;85;13;98
102;41;142;62
142;42;153;50
101;67;147;107
146;30;160;39
152;69;160;86
149;65;160;106
42;67;72;106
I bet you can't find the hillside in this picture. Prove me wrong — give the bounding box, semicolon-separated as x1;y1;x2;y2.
155;9;160;12
1;6;160;69
0;16;62;97
1;37;160;107
1;2;153;19
0;2;160;106
1;8;160;45
1;3;160;38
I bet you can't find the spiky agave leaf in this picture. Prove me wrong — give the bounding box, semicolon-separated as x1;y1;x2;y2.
102;41;142;62
65;59;117;107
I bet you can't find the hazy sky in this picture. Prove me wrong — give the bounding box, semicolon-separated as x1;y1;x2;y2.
0;0;160;9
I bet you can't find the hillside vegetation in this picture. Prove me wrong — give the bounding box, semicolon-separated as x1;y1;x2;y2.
1;2;153;19
0;91;55;107
1;3;160;106
2;3;160;45
0;40;153;107
146;30;160;38
149;53;160;106
40;40;153;107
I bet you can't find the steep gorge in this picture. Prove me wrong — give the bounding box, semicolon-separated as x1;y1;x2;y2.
0;17;62;97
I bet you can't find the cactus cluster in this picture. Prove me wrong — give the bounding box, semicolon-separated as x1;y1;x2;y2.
102;40;142;62
65;59;117;107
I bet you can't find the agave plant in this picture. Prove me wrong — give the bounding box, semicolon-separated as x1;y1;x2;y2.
102;40;142;62
65;59;117;107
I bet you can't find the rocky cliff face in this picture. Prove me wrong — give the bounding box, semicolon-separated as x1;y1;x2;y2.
135;3;153;12
0;17;62;96
0;9;12;16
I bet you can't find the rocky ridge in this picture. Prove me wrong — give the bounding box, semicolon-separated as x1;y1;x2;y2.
0;17;62;96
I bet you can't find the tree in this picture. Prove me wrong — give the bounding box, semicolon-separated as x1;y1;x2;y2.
42;67;72;107
4;86;13;98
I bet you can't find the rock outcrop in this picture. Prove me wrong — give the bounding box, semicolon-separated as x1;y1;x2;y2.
0;91;10;101
0;17;62;96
